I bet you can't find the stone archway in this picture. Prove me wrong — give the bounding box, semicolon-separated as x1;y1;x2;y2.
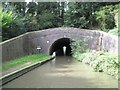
49;38;72;56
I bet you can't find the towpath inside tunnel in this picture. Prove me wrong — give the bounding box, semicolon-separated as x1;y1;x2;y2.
3;56;118;88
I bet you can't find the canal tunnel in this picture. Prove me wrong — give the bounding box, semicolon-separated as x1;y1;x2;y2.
49;38;72;56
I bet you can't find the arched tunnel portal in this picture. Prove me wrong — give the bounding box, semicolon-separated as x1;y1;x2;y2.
49;38;72;56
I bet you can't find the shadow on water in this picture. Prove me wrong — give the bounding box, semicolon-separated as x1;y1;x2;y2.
3;56;118;88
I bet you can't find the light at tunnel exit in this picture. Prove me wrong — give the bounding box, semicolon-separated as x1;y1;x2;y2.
63;46;67;55
49;38;72;56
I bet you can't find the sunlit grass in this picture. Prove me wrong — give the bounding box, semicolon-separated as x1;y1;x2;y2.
2;53;51;71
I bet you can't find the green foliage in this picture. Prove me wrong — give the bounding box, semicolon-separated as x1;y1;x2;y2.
91;52;119;79
65;13;89;28
71;39;119;79
2;53;51;70
1;8;17;28
23;14;38;32
114;10;119;28
27;2;37;15
72;50;119;79
95;5;117;31
26;2;62;29
104;4;119;36
37;12;59;29
2;2;62;41
0;9;2;28
70;39;88;54
8;2;26;15
108;28;120;36
107;5;119;36
1;2;119;41
24;13;61;32
64;2;118;29
1;5;26;41
64;2;93;28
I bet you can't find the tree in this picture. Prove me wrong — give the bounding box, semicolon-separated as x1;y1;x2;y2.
9;2;27;16
2;3;26;41
95;5;116;31
64;2;98;29
27;2;37;15
64;2;118;29
1;2;119;41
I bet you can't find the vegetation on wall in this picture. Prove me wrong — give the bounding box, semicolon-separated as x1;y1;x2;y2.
70;39;119;79
70;39;88;54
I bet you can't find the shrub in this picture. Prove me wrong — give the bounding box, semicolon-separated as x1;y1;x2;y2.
70;39;119;79
70;39;88;55
72;50;119;79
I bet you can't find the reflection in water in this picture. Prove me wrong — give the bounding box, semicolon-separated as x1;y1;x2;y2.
51;58;56;67
3;56;118;88
52;52;56;57
63;46;66;55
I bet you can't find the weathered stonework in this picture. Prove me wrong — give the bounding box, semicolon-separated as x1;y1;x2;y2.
1;33;29;63
1;27;118;63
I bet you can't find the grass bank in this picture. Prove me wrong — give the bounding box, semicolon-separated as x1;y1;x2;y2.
2;53;51;71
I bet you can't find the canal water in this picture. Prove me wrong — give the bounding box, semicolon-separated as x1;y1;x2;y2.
3;56;118;88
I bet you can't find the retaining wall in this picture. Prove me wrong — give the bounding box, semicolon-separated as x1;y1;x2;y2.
1;33;29;63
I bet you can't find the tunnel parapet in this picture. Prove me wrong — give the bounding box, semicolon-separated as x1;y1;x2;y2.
1;27;118;63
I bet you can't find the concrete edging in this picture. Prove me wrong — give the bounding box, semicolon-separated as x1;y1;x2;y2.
0;57;55;86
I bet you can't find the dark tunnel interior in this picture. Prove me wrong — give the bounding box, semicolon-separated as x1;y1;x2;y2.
49;38;72;56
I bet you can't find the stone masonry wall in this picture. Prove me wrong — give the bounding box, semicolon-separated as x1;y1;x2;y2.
1;33;29;63
1;27;118;63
